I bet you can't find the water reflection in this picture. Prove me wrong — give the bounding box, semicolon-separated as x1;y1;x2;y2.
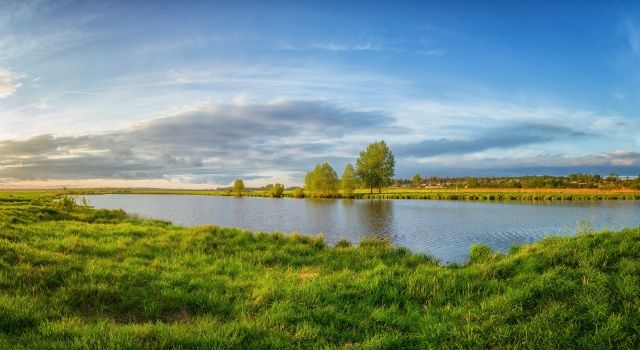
86;195;640;263
355;199;393;239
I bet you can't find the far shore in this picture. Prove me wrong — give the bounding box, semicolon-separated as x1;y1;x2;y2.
4;186;640;201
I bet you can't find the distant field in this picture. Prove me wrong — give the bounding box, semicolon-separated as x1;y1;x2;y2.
0;192;639;348
8;186;639;201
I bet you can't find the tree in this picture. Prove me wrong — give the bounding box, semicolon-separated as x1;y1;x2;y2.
355;140;395;193
304;163;339;197
341;163;357;198
412;173;422;188
269;183;285;198
232;179;245;196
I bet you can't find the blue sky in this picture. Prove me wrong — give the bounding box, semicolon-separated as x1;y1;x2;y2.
1;0;640;188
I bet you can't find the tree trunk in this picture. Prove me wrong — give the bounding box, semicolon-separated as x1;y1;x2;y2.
370;187;373;194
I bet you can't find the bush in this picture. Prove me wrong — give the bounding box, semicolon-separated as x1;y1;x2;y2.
269;183;285;198
53;195;78;212
292;188;305;198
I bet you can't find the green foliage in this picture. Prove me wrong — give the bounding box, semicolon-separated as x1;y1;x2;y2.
232;179;245;197
393;173;640;190
53;194;78;212
0;193;640;348
292;188;305;198
269;183;285;198
358;190;640;201
412;173;422;187
356;140;395;194
304;163;339;198
340;163;357;198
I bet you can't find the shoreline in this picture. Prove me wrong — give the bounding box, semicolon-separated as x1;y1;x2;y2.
27;187;640;201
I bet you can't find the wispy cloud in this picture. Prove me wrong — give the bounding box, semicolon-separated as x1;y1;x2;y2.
624;20;640;57
401;151;640;177
0;68;20;98
310;42;385;52
0;1;95;61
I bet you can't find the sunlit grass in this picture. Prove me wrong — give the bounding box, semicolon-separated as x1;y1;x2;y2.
0;192;638;348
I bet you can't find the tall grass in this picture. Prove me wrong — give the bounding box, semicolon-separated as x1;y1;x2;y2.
0;192;638;348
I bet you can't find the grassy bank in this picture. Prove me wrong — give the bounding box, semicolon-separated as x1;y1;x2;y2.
357;189;640;201
35;186;640;201
0;192;639;348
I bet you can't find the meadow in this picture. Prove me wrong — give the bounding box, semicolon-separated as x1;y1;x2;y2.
0;192;639;348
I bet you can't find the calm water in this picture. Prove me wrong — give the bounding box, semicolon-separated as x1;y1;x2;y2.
87;194;640;263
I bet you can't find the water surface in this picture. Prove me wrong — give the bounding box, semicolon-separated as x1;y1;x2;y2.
87;195;640;263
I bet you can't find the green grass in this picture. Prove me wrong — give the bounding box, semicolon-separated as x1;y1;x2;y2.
357;191;640;201
0;192;639;348
58;187;640;201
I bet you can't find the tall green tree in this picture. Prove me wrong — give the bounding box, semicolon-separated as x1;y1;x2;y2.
304;163;339;197
412;173;422;188
356;141;395;193
269;183;285;198
232;179;245;197
341;163;357;198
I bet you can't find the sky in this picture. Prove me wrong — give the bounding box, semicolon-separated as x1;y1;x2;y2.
1;0;640;188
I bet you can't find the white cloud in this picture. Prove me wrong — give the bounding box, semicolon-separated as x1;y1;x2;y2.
625;20;640;57
0;68;19;98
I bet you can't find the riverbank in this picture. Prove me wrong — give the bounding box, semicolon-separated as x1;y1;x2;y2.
14;186;640;201
0;192;639;348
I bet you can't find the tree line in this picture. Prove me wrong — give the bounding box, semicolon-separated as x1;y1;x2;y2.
229;140;640;197
398;173;640;190
230;141;396;198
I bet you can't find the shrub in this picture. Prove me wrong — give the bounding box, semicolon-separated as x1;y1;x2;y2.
53;194;78;212
269;183;285;198
292;188;305;198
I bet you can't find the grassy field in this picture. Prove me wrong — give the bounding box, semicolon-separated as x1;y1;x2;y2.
27;186;640;201
0;192;639;348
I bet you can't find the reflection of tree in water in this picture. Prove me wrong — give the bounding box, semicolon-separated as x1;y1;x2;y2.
356;199;393;240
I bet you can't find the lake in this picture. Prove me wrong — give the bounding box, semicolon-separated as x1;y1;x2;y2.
86;194;640;263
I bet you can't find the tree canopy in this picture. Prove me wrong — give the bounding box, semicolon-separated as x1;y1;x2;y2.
232;179;245;196
304;163;339;197
412;173;422;187
269;183;285;198
341;163;357;198
356;141;395;193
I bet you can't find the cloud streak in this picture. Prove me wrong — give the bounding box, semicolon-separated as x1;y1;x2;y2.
0;68;20;98
400;151;640;177
395;124;590;158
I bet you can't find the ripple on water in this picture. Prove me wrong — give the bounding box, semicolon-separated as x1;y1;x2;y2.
86;195;640;264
